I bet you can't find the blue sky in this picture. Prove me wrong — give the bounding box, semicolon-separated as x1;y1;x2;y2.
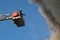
0;0;50;40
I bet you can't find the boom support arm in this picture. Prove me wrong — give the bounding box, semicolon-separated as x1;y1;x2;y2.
0;14;21;21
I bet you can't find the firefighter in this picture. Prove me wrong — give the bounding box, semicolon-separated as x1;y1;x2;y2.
12;11;25;27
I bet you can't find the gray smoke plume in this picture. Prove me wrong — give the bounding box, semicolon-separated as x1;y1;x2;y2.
28;0;60;40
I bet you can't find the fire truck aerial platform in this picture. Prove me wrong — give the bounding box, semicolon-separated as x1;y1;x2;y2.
0;9;25;27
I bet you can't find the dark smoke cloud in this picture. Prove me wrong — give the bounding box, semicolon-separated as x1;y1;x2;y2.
28;0;60;40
